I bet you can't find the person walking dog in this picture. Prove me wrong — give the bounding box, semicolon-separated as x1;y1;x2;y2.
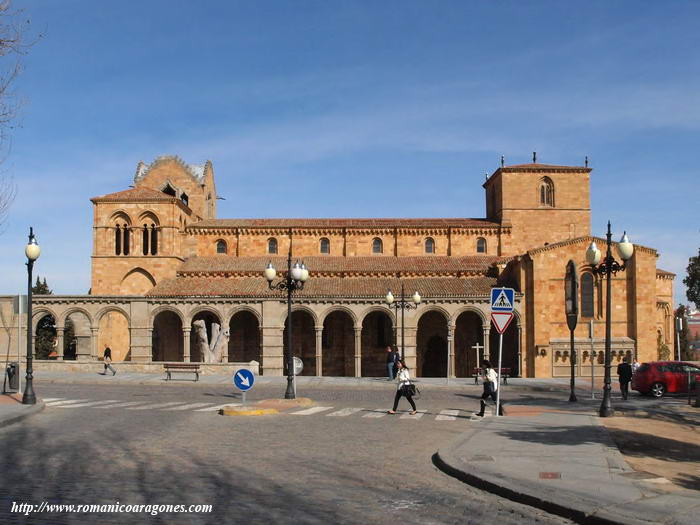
103;345;116;376
388;359;417;415
475;360;505;416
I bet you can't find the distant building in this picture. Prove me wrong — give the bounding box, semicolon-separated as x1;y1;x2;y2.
0;155;674;377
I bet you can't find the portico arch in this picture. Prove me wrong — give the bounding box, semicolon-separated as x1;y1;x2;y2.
152;310;183;361
97;309;131;362
417;310;448;377
283;310;316;375
454;310;484;377
361;310;393;377
229;310;261;365
322;310;355;376
190;310;222;363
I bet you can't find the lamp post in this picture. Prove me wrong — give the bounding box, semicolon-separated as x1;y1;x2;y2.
585;222;634;417
22;227;41;405
264;252;308;399
564;260;579;402
385;284;421;360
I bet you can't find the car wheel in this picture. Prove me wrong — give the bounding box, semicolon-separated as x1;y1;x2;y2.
650;382;666;398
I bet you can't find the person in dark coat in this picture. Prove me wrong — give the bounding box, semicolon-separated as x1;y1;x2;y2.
103;345;116;376
617;357;633;400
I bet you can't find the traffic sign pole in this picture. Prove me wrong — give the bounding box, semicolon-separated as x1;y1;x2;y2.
496;332;503;417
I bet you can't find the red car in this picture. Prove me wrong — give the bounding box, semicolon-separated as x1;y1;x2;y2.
632;361;700;398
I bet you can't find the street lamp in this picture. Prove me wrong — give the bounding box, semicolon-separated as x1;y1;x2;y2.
585;221;633;417
22;227;41;405
385;284;421;360
264;253;309;399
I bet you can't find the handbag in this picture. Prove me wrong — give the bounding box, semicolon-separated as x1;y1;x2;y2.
402;383;417;397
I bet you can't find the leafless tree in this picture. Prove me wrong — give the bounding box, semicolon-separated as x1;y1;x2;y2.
0;1;37;230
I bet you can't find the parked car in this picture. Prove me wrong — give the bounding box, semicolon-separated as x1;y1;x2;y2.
632;361;700;398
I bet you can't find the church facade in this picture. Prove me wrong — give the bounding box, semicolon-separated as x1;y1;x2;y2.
2;155;674;378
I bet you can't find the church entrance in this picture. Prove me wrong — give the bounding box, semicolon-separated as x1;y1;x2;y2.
454;311;484;378
228;311;261;367
361;311;393;377
416;311;448;377
322;310;354;376
152;310;183;361
283;310;316;376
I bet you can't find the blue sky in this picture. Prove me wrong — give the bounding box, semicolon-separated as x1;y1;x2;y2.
0;1;697;305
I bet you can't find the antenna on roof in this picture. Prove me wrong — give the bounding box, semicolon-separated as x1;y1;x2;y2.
485;172;488;181
585;156;589;168
500;155;505;168
533;151;537;163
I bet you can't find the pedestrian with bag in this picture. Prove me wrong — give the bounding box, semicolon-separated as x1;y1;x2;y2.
388;359;417;415
102;344;116;376
476;360;505;416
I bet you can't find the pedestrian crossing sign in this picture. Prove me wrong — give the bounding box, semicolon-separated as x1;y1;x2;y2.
491;287;515;312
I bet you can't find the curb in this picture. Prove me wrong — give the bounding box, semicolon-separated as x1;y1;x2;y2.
433;428;646;525
220;406;278;416
0;402;46;430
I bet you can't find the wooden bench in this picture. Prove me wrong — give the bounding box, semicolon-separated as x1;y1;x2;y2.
472;367;511;385
164;363;200;382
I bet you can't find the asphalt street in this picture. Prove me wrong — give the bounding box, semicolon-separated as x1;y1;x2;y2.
2;381;684;525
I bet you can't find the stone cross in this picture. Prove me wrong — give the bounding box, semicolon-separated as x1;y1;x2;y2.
471;342;484;368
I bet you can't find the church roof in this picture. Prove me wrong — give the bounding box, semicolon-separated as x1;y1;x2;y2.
499;163;591;173
90;187;176;203
178;255;502;276
146;275;497;298
187;218;500;230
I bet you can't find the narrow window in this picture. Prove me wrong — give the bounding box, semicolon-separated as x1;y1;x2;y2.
372;238;383;254
476;237;487;253
581;273;594;317
320;238;330;254
123;226;130;255
115;225;122;255
425;237;435;254
181;192;189;207
143;225;149;255
539;177;555;207
268;238;278;254
150;225;158;255
216;240;227;254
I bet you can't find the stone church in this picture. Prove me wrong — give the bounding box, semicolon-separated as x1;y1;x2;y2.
4;155;674;378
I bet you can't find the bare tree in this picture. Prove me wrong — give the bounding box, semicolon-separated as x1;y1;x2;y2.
0;1;37;229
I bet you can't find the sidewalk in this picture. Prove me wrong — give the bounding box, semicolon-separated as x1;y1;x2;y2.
435;402;699;525
0;393;45;429
29;368;586;390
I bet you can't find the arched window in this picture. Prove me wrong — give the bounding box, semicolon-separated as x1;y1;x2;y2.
476;237;487;253
320;238;330;254
425;237;435;254
142;223;158;255
581;272;594;317
216;240;227;254
268;238;278;254
372;238;383;254
539;177;555;207
180;192;189;207
115;223;130;255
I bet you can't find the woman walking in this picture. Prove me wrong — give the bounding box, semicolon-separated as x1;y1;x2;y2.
103;345;117;376
388;359;417;415
476;360;504;416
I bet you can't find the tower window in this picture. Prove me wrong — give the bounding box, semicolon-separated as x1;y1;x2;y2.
372;238;383;254
320;238;330;254
476;237;487;253
180;192;189;207
425;237;435;254
539;177;555;207
142;222;158;256
216;240;227;254
581;272;594;317
268;238;278;254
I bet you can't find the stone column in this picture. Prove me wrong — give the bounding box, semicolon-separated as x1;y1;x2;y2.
56;326;65;361
183;327;191;363
91;327;99;360
315;327;323;377
447;323;455;378
483;326;491;362
354;326;362;377
403;327;418;373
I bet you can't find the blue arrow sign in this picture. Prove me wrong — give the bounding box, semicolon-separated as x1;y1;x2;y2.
491;287;515;312
233;369;255;392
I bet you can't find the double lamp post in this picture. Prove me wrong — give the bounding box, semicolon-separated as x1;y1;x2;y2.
264;253;309;399
385;284;421;359
585;221;633;417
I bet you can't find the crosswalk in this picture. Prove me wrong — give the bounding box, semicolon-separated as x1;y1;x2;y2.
42;398;482;421
42;398;239;413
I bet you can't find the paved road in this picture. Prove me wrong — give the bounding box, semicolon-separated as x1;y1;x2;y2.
3;381;678;525
0;382;577;525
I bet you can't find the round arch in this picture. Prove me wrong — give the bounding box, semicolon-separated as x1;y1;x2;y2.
416;310;448;377
358;306;396;328
322;309;355;376
150;305;186;325
190;309;223;363
109;210;132;224
319;306;358;326
60;307;94;329
227;306;262;326
454;310;485;377
152;310;183;362
32;308;58;332
451;306;487;326
228;310;261;366
120;267;156;294
186;306;224;326
361;309;393;377
136;210;161;225
95;306;131;326
280;305;319;328
283;309;317;375
98;309;131;362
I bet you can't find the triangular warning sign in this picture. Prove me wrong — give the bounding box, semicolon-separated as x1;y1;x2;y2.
493;290;512;309
491;312;514;334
